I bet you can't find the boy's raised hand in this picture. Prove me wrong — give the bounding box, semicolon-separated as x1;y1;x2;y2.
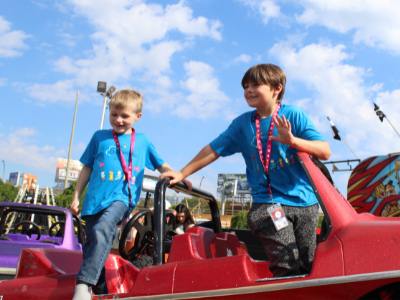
269;114;295;146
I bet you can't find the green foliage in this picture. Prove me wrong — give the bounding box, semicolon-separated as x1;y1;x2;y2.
55;180;87;211
318;215;324;229
181;198;222;210
169;204;178;210
182;197;206;208
136;199;154;209
0;179;20;202
230;210;249;229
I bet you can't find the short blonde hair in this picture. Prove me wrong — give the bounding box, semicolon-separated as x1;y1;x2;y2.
108;89;143;113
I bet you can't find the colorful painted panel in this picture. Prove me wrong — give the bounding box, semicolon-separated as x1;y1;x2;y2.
347;154;400;217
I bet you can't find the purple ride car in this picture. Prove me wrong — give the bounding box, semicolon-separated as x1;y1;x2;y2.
0;203;84;280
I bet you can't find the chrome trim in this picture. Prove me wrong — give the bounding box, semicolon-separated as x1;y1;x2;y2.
123;270;400;299
0;267;16;275
256;274;307;282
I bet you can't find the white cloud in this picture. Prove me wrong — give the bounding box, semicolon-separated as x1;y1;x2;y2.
0;78;7;86
58;33;78;47
375;90;400;136
26;79;78;103
27;0;222;104
233;54;251;63
0;16;31;58
173;61;232;119
269;39;400;157
296;0;400;54
239;0;282;24
0;128;58;172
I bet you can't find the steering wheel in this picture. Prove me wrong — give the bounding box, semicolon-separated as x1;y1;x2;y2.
13;221;41;240
49;221;65;237
119;209;155;261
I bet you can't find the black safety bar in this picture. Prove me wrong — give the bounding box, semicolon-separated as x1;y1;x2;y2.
73;215;85;244
153;178;222;266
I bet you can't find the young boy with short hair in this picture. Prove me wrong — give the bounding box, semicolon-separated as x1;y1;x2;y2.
160;64;331;278
70;89;191;300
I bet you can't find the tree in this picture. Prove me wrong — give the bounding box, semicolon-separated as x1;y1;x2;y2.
181;197;210;209
55;180;87;211
230;210;249;229
0;180;20;202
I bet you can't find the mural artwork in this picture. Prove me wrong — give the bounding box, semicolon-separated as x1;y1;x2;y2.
347;154;400;217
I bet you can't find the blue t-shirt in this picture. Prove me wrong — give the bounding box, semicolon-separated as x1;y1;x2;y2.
80;130;165;217
210;104;325;207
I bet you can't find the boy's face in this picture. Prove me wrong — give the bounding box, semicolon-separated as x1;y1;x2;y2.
109;106;142;134
243;81;281;109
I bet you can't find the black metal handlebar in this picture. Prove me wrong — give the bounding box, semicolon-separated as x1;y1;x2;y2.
153;178;222;265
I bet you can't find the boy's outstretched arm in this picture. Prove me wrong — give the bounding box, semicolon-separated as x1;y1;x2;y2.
156;162;194;191
159;145;220;185
270;115;331;161
69;165;92;216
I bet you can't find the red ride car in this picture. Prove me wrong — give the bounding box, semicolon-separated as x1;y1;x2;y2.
1;153;400;300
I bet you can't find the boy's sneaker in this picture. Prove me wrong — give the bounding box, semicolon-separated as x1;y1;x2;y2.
72;283;92;300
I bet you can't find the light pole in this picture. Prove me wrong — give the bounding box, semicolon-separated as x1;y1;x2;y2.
199;176;205;189
97;82;116;130
2;160;4;182
64;91;80;189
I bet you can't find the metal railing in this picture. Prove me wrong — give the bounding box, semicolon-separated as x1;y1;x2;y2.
153;178;222;265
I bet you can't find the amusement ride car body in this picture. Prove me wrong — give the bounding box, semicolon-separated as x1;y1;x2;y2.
1;153;400;299
0;203;84;280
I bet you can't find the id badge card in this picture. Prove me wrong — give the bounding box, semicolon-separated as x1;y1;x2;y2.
119;211;133;242
268;203;289;231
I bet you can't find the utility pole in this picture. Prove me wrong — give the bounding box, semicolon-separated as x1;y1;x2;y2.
2;160;4;182
64;91;79;189
97;82;116;130
100;94;107;130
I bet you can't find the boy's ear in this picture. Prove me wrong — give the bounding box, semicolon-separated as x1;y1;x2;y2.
273;84;283;96
136;112;143;121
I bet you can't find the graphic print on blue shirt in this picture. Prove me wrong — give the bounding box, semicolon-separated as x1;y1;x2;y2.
209;104;325;207
79;130;165;217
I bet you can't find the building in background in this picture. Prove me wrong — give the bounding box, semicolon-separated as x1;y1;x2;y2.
217;174;251;194
9;172;20;186
54;158;83;189
8;172;37;191
217;173;252;204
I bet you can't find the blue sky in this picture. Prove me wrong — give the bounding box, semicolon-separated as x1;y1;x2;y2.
1;0;400;198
